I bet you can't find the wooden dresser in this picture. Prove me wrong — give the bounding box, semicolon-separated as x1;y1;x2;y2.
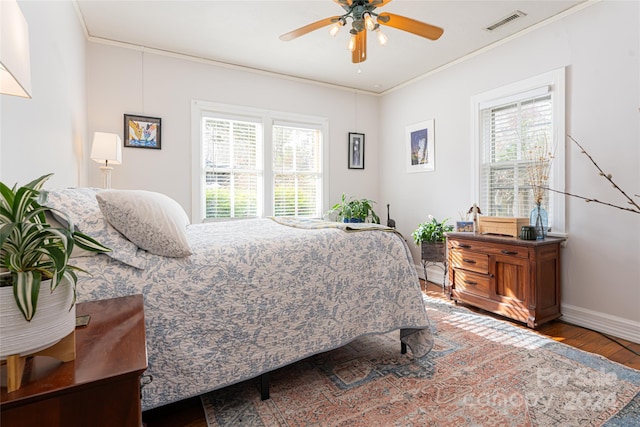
1;295;147;427
446;232;565;328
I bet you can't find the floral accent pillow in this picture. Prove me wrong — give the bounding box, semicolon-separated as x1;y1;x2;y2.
96;190;192;258
44;187;146;269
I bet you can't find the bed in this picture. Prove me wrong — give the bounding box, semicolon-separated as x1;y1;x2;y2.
44;188;434;410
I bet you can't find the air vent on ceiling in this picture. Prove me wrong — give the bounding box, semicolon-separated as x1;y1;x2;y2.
485;10;527;31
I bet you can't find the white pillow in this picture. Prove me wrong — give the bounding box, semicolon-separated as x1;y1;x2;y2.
96;190;192;258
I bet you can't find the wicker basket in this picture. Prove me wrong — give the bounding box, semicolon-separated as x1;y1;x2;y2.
421;241;446;263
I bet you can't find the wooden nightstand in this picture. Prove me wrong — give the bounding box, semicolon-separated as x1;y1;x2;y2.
447;233;565;328
1;295;147;427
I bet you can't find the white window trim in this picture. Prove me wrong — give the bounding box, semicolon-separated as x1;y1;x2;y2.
191;100;330;224
470;68;566;235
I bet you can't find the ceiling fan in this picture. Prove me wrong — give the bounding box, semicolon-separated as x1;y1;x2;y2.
279;0;444;64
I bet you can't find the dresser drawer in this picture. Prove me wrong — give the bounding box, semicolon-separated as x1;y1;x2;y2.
453;269;491;298
450;249;489;274
449;239;529;259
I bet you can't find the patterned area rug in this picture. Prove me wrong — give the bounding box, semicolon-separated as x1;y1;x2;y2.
201;296;640;426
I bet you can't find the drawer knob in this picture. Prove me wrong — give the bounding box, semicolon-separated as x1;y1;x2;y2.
501;250;518;255
464;280;478;285
463;259;477;264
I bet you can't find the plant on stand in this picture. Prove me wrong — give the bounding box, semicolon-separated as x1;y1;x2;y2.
412;215;454;261
0;174;110;367
413;215;454;287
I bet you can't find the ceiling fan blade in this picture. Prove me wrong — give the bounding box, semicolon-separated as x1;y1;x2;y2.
377;12;444;40
333;0;353;7
279;16;341;41
352;30;367;63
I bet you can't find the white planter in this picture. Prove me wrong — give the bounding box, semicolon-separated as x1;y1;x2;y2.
0;279;76;359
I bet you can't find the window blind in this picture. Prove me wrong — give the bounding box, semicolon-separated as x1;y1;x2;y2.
202;117;262;219
479;94;553;221
272;124;322;217
199;110;324;220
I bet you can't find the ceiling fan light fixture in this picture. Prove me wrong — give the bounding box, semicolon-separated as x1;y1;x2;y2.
363;12;375;31
347;30;357;52
375;27;388;46
279;0;444;65
329;18;345;37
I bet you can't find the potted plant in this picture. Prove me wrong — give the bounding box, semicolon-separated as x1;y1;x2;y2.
412;215;454;262
327;193;380;223
0;174;110;359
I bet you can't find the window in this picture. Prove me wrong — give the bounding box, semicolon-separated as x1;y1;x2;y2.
471;69;566;234
202;117;263;218
272;123;322;217
191;101;327;222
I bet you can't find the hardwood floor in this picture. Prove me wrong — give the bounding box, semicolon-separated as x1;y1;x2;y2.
421;281;640;371
142;280;640;427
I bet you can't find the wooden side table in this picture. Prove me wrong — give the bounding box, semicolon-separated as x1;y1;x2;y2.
1;295;147;427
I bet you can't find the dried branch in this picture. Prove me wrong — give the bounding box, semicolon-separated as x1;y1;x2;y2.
567;135;640;212
541;186;640;214
544;135;640;215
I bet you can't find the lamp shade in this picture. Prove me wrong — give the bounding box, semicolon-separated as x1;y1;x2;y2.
90;132;122;165
0;0;32;98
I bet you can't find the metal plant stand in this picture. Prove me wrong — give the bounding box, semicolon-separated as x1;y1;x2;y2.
421;241;448;293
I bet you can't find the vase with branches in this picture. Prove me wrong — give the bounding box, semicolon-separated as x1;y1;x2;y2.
523;133;554;239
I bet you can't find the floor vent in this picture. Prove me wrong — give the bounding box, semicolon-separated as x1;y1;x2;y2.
485;10;527;31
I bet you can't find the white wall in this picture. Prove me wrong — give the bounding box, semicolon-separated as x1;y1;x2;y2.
379;1;640;341
86;43;380;218
0;1;87;188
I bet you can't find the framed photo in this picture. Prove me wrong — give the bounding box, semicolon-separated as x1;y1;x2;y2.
348;132;365;169
406;119;435;173
124;114;161;149
456;221;474;232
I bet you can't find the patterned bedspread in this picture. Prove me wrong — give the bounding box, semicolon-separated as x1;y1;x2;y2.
73;218;433;410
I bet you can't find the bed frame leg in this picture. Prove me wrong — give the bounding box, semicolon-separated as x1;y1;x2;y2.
401;342;407;354
260;373;270;400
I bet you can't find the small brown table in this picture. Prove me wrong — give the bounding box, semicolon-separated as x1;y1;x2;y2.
1;295;147;427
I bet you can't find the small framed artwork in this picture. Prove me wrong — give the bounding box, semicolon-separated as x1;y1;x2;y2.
406;119;435;173
348;132;365;169
124;114;161;149
456;221;474;232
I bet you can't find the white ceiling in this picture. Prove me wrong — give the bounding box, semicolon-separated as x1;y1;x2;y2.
76;0;587;94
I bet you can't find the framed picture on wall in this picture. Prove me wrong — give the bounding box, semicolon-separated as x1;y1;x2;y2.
348;132;365;169
406;119;435;173
124;114;162;149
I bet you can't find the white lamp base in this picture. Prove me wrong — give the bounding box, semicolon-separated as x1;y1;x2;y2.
99;165;114;189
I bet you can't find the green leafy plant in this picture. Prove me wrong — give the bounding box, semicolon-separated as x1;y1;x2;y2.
412;215;454;244
0;174;110;321
327;193;380;224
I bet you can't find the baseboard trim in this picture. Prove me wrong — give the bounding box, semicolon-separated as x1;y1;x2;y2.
560;304;640;344
415;264;639;344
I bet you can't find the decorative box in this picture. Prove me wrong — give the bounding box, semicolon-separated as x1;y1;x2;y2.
477;216;529;237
